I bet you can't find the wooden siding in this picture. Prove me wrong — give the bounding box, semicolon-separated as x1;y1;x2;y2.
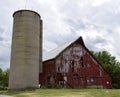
39;40;112;88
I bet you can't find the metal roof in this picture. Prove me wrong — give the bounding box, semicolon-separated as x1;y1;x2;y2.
43;36;84;62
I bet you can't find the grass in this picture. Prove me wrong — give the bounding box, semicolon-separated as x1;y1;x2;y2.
0;89;120;97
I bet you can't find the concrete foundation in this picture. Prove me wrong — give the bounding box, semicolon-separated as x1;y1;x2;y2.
9;10;42;90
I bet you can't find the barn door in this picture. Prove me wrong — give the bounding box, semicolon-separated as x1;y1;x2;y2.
47;75;55;88
80;77;86;88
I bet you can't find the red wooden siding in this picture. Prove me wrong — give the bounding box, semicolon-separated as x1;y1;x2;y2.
39;60;57;88
39;40;112;88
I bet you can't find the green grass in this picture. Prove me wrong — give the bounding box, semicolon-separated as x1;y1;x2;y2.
0;89;120;97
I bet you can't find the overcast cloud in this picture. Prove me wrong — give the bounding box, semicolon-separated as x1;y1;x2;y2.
0;0;120;70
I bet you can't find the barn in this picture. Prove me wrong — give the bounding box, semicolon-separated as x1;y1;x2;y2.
39;36;112;88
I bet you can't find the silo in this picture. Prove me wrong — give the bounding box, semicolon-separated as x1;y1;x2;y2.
9;10;42;90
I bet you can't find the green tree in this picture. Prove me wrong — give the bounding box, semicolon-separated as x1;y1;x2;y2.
0;68;9;89
0;68;3;83
91;50;120;88
2;69;9;86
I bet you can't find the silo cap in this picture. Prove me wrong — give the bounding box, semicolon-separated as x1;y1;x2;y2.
13;9;41;18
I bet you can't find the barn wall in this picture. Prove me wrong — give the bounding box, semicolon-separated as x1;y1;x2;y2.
40;41;112;88
39;60;57;87
55;41;112;88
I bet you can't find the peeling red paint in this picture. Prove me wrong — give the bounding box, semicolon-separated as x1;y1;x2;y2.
39;38;112;88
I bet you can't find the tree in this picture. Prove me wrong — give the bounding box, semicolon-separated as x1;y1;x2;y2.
91;50;120;88
0;68;4;83
2;69;9;86
0;68;9;89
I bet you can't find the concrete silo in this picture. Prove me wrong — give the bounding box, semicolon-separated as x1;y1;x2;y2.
9;10;42;90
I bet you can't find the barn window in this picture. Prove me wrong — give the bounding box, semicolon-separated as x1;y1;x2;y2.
81;63;84;67
72;61;75;72
91;78;94;82
58;67;61;73
87;79;90;83
73;73;79;79
81;57;84;67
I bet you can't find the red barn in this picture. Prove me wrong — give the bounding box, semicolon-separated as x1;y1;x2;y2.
39;36;112;88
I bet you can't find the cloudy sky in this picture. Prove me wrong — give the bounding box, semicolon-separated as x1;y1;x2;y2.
1;0;120;70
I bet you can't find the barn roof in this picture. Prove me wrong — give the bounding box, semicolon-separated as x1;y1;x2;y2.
43;36;85;62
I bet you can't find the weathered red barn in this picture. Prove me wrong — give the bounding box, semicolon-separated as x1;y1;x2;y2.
39;36;112;88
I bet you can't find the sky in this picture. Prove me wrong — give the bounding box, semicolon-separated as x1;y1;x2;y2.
0;0;120;70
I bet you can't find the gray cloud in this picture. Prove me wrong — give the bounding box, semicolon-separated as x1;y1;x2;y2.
0;43;11;70
84;35;108;51
65;19;87;31
0;37;3;41
0;28;4;41
1;0;120;70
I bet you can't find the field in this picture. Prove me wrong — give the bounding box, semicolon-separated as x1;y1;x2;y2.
0;89;120;97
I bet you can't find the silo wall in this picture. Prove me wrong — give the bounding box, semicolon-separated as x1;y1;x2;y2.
9;10;42;90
